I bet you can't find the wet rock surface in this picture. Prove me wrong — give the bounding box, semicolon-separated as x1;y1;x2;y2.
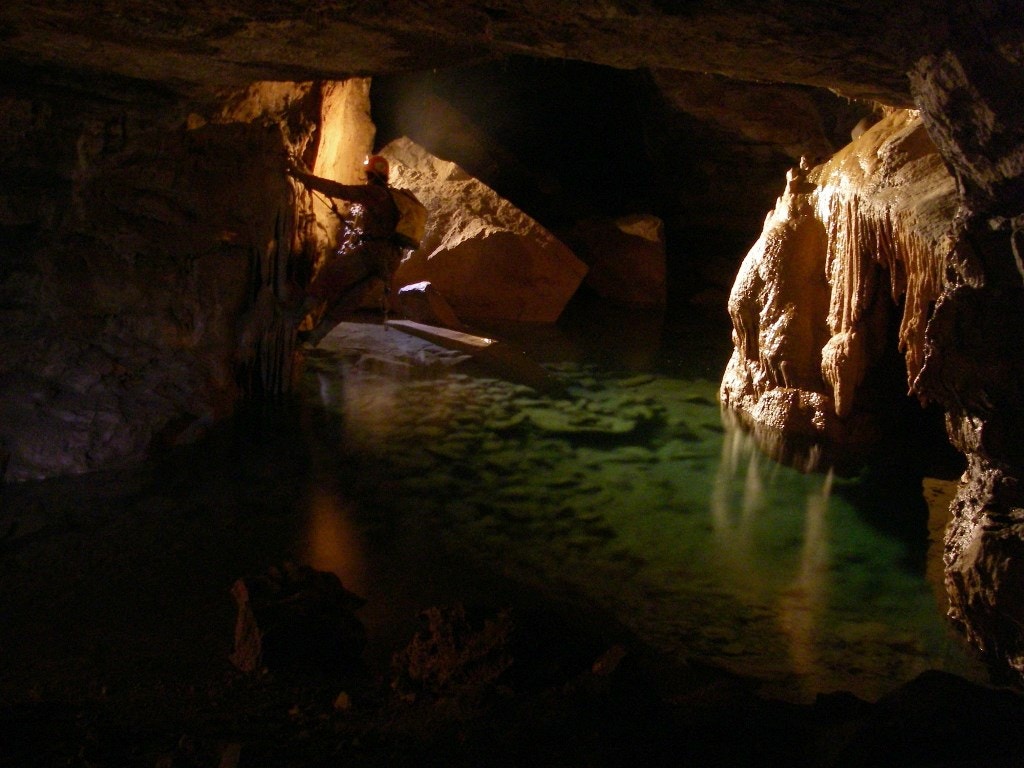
229;562;367;675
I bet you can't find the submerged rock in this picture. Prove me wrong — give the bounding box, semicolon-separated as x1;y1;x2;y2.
523;406;638;438
230;562;366;675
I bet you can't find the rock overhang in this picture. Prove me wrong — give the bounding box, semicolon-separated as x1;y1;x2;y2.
0;1;959;104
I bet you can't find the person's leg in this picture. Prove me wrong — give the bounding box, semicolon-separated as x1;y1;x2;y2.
292;246;374;327
297;274;379;345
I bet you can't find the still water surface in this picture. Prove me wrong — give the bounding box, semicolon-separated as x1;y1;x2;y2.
0;309;988;705
291;310;987;703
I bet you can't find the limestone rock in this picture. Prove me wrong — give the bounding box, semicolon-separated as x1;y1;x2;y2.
381;137;587;322
720;110;957;458
650;70;870;164
0;96;297;480
946;502;1024;676
0;2;933;103
396;281;465;330
900;45;1024;682
562;214;667;308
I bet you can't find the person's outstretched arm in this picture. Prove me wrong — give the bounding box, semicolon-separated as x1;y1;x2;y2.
286;161;376;206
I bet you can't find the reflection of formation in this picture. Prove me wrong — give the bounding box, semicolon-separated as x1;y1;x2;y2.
711;422;765;574
711;421;834;691
778;468;832;686
721;408;825;474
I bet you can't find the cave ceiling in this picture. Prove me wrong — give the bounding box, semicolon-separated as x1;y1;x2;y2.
0;0;1004;105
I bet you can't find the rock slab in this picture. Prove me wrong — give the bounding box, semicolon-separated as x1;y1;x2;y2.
382;137;587;323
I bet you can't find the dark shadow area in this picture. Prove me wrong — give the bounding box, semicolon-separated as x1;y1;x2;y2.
370;56;791;310
371;57;662;226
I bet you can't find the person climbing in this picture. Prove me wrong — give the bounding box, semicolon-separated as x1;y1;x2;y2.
285;153;425;344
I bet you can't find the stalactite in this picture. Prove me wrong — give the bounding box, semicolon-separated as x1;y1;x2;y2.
817;191;875;417
238;202;300;397
814;178;945;413
721;109;956;459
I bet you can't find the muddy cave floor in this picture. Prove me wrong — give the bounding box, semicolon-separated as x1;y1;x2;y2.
4;317;1024;767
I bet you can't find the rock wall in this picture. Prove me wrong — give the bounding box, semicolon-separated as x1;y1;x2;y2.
720;109;956;465
0;74;330;481
909;43;1024;678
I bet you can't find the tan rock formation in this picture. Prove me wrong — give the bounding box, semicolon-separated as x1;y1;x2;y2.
721;109;957;457
562;214;667;308
382;137;587;322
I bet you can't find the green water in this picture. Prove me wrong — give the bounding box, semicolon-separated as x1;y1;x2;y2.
295;316;988;703
0;311;988;706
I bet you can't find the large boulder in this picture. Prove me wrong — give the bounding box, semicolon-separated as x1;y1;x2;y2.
561;214;667;308
381;137;587;323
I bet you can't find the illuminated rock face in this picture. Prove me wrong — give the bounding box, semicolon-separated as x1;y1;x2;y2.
720;110;956;459
382;137;588;323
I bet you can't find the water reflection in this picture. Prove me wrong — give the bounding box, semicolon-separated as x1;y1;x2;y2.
700;410;984;699
293;320;987;702
712;423;837;694
303;487;367;598
779;468;832;685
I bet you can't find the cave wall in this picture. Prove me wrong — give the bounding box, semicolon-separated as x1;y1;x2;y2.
1;0;1023;682
0;72;325;480
908;43;1024;678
